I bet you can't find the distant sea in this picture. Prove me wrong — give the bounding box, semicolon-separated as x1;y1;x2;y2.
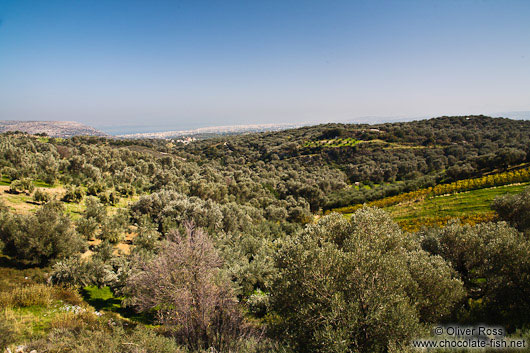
93;111;530;136
94;122;222;135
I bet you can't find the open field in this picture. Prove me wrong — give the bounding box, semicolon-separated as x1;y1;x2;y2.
0;182;139;217
387;182;530;221
303;137;360;148
342;183;530;231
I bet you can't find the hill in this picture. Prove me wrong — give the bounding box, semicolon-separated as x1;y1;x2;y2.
2;115;530;352
0;120;108;138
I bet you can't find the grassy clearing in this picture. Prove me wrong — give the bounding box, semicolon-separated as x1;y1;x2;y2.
4;192;32;205
0;262;48;292
63;202;85;219
356;139;429;149
386;183;529;221
0;181;139;218
114;194;140;210
0;262;97;341
0;177;56;188
0;182;65;214
82;286;153;324
0;284;53;308
340;183;529;231
303;137;360;148
303;137;431;150
82;286;122;312
0;189;38;213
0;176;10;186
335;168;530;215
0;258;149;350
388;183;528;231
1;297;103;345
32;180;55;188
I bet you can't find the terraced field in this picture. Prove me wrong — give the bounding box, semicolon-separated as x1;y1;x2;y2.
303;137;360;148
345;183;530;231
303;137;433;150
387;183;529;220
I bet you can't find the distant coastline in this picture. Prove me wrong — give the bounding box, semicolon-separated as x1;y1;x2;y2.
115;122;308;139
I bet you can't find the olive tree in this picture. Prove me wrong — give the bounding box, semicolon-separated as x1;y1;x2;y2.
33;189;50;204
419;221;530;327
492;186;530;234
0;201;86;265
9;178;35;195
271;209;464;352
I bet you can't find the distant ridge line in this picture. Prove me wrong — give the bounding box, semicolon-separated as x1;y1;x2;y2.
0;120;108;138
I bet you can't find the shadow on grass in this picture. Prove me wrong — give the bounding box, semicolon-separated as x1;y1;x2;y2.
0;255;40;270
0;256;49;291
81;286;155;324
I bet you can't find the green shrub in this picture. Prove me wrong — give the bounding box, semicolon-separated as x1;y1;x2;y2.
50;257;95;287
99;209;129;243
98;191;120;206
419;221;530;327
33;188;51;204
0;201;86;265
76;217;99;240
9;178;35;195
62;186;85;203
87;182;106;196
492;186;530;234
84;196;107;223
271;209;464;352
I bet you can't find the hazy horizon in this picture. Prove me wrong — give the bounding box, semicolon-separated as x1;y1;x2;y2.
2;110;530;136
96;110;530;135
1;1;529;130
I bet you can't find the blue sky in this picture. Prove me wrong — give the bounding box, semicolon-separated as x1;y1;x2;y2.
0;0;529;133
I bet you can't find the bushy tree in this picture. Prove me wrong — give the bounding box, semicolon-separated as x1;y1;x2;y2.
419;221;530;327
271;209;464;352
75;197;107;240
98;191;120;206
9;178;35;195
76;217;99;240
49;256;95;287
84;196;107;223
33;188;51;204
62;186;85;203
50;242;130;291
492;186;530;234
99;209;129;243
0;201;86;265
131;220;161;255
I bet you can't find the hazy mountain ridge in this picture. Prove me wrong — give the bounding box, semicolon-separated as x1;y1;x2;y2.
0;120;108;138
